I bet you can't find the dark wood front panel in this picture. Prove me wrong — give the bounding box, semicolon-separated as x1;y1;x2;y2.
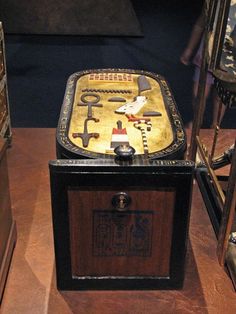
68;188;175;277
49;159;194;290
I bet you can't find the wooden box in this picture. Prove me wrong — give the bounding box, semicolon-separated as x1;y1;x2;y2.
56;69;186;160
0;138;16;301
49;159;194;290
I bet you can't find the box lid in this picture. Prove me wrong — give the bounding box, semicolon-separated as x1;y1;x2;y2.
56;69;186;160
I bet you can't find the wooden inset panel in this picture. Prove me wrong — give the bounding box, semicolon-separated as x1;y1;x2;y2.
68;188;175;277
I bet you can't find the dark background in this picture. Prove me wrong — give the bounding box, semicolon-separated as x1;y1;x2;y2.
3;0;235;128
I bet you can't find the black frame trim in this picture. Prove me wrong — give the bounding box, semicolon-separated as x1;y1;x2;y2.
49;159;194;290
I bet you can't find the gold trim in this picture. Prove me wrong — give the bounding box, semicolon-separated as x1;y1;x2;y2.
196;135;225;206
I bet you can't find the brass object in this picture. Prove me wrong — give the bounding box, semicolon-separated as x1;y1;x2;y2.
217;139;236;265
212;144;235;170
189;0;236;288
196;136;225;208
209;100;224;164
226;233;236;290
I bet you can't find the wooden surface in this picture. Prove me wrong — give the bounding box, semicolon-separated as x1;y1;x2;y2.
69;189;175;277
0;137;16;301
1;128;236;313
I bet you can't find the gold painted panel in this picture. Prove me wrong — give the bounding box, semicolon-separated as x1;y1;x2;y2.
68;72;174;155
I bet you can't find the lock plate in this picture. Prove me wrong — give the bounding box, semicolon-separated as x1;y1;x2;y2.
111;192;131;211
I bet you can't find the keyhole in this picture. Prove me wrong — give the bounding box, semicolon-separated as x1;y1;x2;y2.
111;192;131;211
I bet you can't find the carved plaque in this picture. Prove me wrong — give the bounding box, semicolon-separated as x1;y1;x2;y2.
93;210;153;257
